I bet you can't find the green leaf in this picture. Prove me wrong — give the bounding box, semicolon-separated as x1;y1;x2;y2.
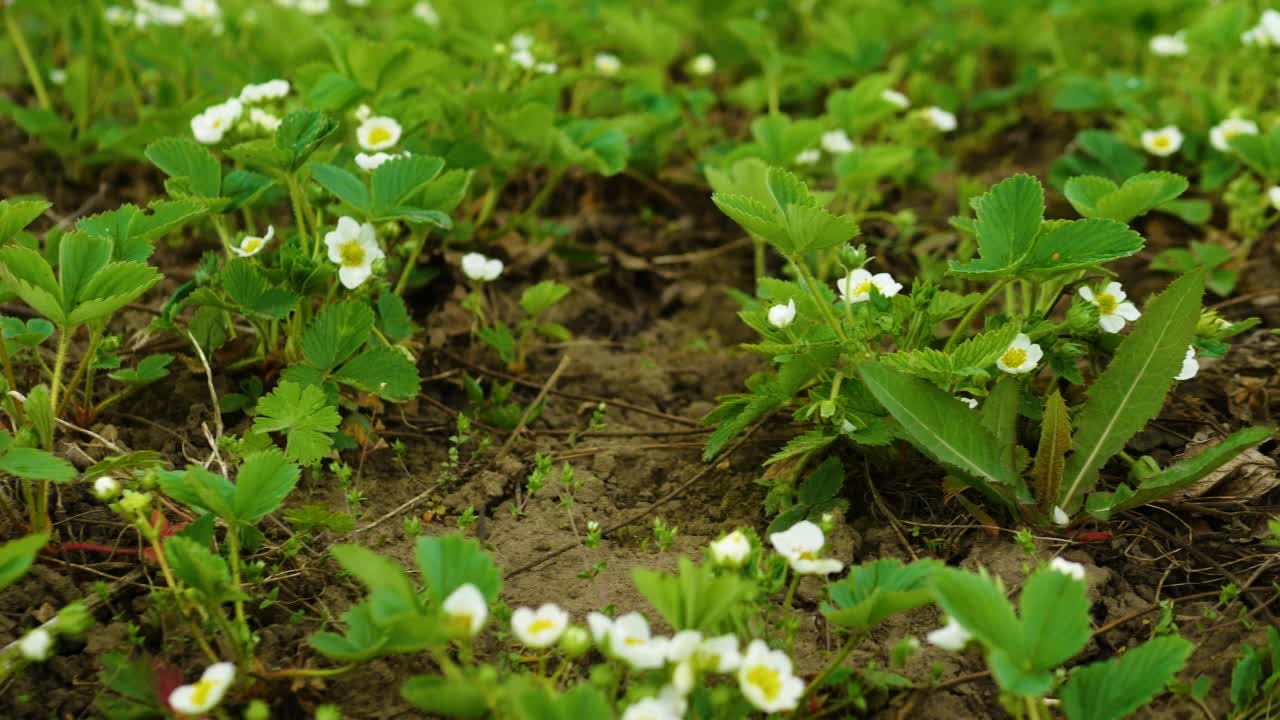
311;163;370;211
223;259;299;320
414;534;503;606
23;385;54;450
309;601;390;662
1060;636;1193;720
951;174;1044;276
859;362;1021;502
1062;175;1118;217
334;347;420;401
109;353;174;385
632;557;752;632
303;301;375;372
980;378;1021;467
165;535;237;602
0;532;49;590
0;245;66;325
222;171;276;211
711;193;789;251
930;567;1022;656
1021;219;1144;274
1031;390;1071;512
1059;270;1206;511
1094;173;1187;223
330;544;419;623
231;450;300;524
509;680;611;720
401;671;493;718
477;322;516;365
371;155;445;213
1019;567;1091;671
377;292;416;341
274;111;339;171
58;232;112;308
252;382;340;465
783;204;860;254
66;262;162;326
421;169;472;213
158;466;236;519
519;281;570;317
0;446;77;482
1229;127;1280;182
145;138;221;198
823;559;939;629
797;456;844;506
0;199;51;241
1085;426;1274;519
766;166;815;210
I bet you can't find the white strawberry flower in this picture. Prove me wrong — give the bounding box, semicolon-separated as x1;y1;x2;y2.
356;116;401;151
709;529;752;567
190;98;243;144
1078;282;1141;333
93;475;121;501
1210;118;1259;153
461;252;503;282
1052;506;1070;526
767;299;796;329
1140;126;1183;157
622;697;682;720
249;108;281;132
442;583;488;637
239;79;290;104
996;333;1043;375
586;611;613;646
595;53;621;76
736;640;805;713
821;129;855;155
355;151;405;172
413;2;440;25
169;662;235;716
608;612;668;670
689;53;716;77
957;396;979;410
837;268;902;304
926;619;972;651
881;89;910;109
136;0;187;26
511;603;569;648
19;628;52;661
510;49;536;69
769;520;844;576
794;148;820;165
1149;32;1188;56
1269;186;1280;210
230;226;274;258
49;69;67;86
696;634;742;672
921;106;957;132
324;217;384;289
1176;345;1199;381
510;32;534;51
1049;557;1086;582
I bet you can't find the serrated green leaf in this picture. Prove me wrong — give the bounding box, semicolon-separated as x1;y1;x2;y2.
1021;219;1144;274
371;155;445;213
951;174;1044;276
67;262;162;326
1031;390;1071;512
333;347;420;401
401;672;491;718
330;544;419;623
222;170;276;211
275;111;338;171
252;382;340;465
414;534;502;606
1060;636;1193;720
0;446;76;482
711;193;788;250
0;199;51;241
1095;172;1188;223
303;301;374;371
824;559;939;629
633;557;752;632
930;567;1022;655
1020;568;1090;671
1062;175;1118;218
377;292;415;341
765;427;836;466
0;532;49;590
421;168;473;213
145;138;221;198
1059;270;1206;511
158;466;236;519
0;245;66;324
798;456;844;506
223;259;299;319
311;163;370;211
231;449;300;524
766;166;815;210
784;204;860;254
108;354;174;386
58;233;114;310
859;362;1021;502
165;535;237;602
519;280;571;317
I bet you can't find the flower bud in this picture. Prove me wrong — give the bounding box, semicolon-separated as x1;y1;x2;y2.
54;602;93;636
93;476;121;502
558;626;591;658
19;628;53;661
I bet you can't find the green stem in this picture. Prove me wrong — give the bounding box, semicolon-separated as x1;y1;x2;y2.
394;229;429;295
943;278;1012;352
286;175;312;257
793;259;849;343
47;328;72;441
226;525;249;651
56;326;102;419
0;333;25;426
800;630;864;703
4;9;51;111
93;0;143;116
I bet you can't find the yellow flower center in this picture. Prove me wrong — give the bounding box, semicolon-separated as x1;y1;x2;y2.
190;679;216;708
1151;135;1170;150
1096;293;1117;315
746;664;782;701
241;238;262;253
853;280;873;296
1001;348;1027;368
211;118;225;129
624;635;645;647
527;618;555;635
1223;129;1240;142
447;612;473;634
338;240;366;267
367;126;393;146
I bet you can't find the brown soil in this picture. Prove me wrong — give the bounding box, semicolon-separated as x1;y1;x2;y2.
1;113;1278;720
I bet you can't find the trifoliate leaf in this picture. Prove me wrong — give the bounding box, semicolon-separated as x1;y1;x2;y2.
223;259;299;320
303;301;374;372
232;449;301;524
252;382;340;465
109;353;174;385
145;138;222;198
519;280;571;317
1060;636;1193;720
333;347;420;402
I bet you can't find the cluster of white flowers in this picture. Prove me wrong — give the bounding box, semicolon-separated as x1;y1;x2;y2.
928;558;1087;651
190;78;290;144
1149;31;1188;57
1210;118;1259;153
324;216;385;289
461;252;504;282
112;0;222;29
1140;126;1183;156
1242;10;1280;47
1078;282;1141;333
275;0;331;15
503;32;558;75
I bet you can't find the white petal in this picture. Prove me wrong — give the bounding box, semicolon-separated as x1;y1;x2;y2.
1098;314;1126;334
339;263;372;289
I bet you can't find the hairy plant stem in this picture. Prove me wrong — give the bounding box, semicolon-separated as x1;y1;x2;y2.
286;175;313;257
226;525;249;655
792;258;848;343
800;630;864;703
139;515;220;663
57;325;102;419
394;229;428;295
943;278;1012;352
4;10;51;111
0;334;25;425
47;328;72;439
